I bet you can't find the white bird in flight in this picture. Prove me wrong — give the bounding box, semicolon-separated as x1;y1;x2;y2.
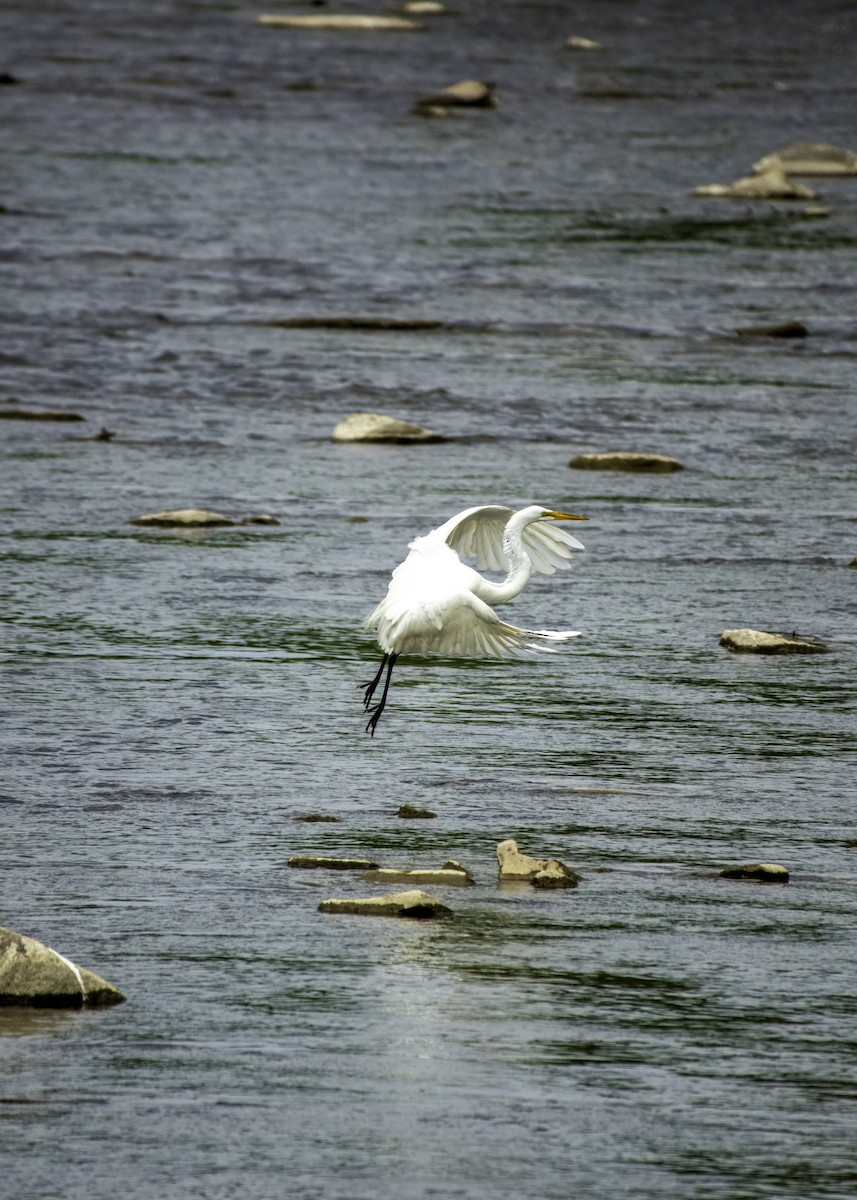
361;503;587;735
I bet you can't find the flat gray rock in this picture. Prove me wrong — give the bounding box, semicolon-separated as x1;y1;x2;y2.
719;628;831;654
318;889;453;918
361;867;475;887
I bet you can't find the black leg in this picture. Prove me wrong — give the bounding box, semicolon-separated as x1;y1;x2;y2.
365;653;397;737
359;654;388;711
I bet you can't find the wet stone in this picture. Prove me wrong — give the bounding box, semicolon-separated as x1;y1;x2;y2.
719;628;832;654
569;451;683;473
397;803;437;819
288;855;379;870
496;839;581;886
129;508;235;527
332;412;447;443
753;141;857;176
720;863;790;883
361;866;475;887
318;889;453;918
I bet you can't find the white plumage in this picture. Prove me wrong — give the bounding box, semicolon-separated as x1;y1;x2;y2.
360;503;587;734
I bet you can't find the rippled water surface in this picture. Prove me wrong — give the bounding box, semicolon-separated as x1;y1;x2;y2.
2;1;856;1197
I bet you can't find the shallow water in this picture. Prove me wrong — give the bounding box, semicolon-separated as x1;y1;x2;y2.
2;1;856;1197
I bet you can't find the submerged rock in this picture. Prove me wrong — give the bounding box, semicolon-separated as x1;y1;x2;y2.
318;889;453;918
0;406;85;422
569;451;683;473
258;14;422;31
496;839;581;887
361;865;475;887
693;165;817;200
0;926;125;1008
295;813;341;823
719;628;832;654
753;141;857;176
736;321;809;338
288;855;379;870
720;863;790;883
397;803;437;819
332;412;447;443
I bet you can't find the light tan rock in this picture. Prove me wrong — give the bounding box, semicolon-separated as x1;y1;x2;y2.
361;867;475;887
0;926;125;1008
753;142;857;176
569;451;683;473
288;855;379;870
129;508;234;527
403;1;445;12
719;629;832;654
414;80;497;114
566;36;605;50
318;889;453;917
720;863;789;882
332;412;446;443
693;165;816;200
258;14;421;31
496;839;581;885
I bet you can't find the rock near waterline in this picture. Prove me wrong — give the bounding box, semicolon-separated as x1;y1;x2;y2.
1;926;125;1008
318;889;452;918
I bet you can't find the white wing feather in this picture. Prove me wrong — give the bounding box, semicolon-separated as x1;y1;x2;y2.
437;504;583;574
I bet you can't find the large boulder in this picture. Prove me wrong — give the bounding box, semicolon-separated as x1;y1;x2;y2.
332;412;446;443
496;840;580;887
719;628;832;654
569;450;683;473
693;165;816;200
0;926;125;1008
318;889;453;918
753;142;857;176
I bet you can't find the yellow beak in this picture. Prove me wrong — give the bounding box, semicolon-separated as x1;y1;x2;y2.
543;510;588;521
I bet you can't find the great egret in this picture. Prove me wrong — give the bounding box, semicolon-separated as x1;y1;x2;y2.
361;504;587;735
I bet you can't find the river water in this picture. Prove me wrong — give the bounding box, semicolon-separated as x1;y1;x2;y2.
1;1;856;1197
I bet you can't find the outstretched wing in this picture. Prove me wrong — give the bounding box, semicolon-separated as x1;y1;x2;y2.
436;504;583;575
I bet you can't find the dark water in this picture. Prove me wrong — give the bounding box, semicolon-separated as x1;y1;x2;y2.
2;1;856;1197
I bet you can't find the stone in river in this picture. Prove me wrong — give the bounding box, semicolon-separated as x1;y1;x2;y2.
0;925;126;1008
719;628;832;654
258;14;422;31
496;839;581;886
318;889;453;918
736;321;809;338
332;412;447;443
753;141;857;176
413;79;497;115
288;855;379;870
129;508;235;527
566;36;606;50
569;451;683;473
397;803;437;818
693;165;816;200
720;863;790;882
361;866;475;887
